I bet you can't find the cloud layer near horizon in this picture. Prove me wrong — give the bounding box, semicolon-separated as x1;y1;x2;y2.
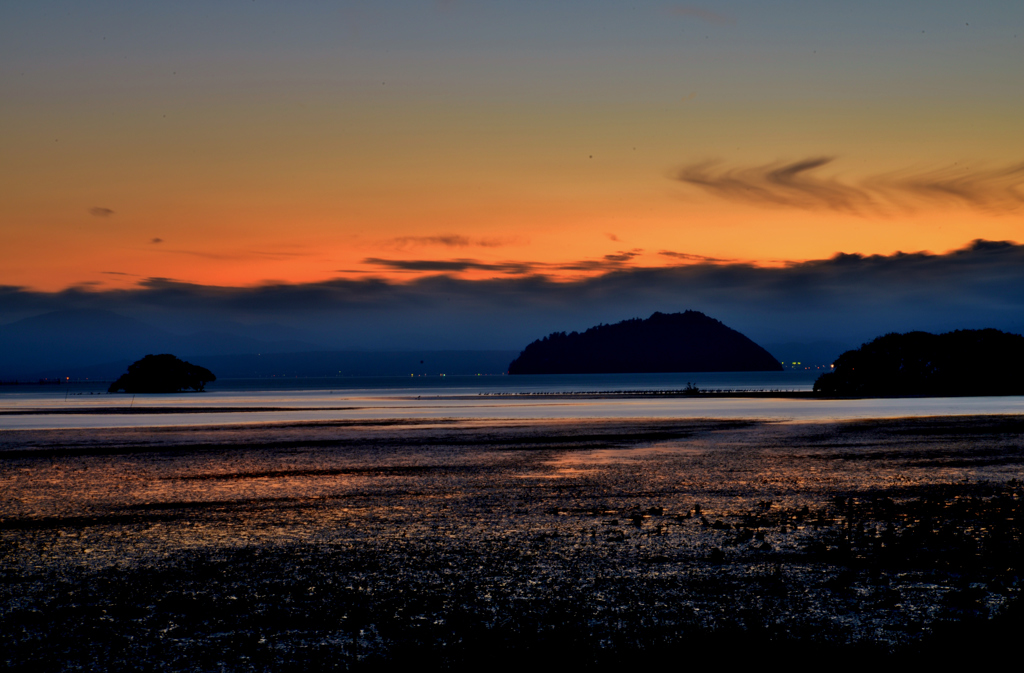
2;240;1023;350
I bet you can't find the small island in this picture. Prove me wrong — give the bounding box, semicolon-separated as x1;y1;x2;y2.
814;328;1024;396
108;354;216;393
508;311;783;374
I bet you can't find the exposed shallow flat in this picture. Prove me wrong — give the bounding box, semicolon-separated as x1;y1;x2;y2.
2;389;1023;429
2;416;1022;669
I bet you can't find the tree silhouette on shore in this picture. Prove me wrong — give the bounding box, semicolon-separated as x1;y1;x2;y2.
814;329;1024;396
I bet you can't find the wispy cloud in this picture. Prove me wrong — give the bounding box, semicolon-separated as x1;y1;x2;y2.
155;249;312;261
89;207;115;217
675;158;1024;214
676;157;875;214
394;235;471;248
151;238;164;244
391;234;513;249
876;163;1024;212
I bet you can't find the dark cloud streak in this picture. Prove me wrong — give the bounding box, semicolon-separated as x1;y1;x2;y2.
362;250;645;275
602;250;643;263
659;251;734;263
362;258;534;274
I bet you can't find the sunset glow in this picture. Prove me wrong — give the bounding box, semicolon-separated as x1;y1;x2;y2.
3;2;1022;293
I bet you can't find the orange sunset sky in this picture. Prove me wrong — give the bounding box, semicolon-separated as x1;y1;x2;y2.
2;2;1022;293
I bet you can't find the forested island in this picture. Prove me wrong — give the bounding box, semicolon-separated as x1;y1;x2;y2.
508;311;782;375
814;329;1024;396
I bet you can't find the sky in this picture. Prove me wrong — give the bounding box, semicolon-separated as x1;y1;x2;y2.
1;1;1022;350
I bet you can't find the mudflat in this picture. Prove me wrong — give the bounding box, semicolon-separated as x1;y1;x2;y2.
2;416;1022;670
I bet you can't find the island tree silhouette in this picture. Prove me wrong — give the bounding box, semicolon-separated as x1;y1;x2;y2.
508;311;782;374
108;354;216;393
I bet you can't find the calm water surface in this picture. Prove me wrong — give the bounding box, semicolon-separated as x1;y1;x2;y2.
1;371;1021;429
5;371;820;396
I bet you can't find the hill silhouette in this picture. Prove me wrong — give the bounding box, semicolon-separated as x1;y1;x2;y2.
813;329;1024;396
108;354;216;393
508;311;782;374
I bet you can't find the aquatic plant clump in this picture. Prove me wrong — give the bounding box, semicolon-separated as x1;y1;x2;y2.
107;354;216;393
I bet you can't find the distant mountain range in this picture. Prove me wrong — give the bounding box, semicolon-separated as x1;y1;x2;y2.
0;309;323;379
0;310;517;380
508;311;783;374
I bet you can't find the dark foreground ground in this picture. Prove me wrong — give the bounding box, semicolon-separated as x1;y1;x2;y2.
1;415;1023;670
